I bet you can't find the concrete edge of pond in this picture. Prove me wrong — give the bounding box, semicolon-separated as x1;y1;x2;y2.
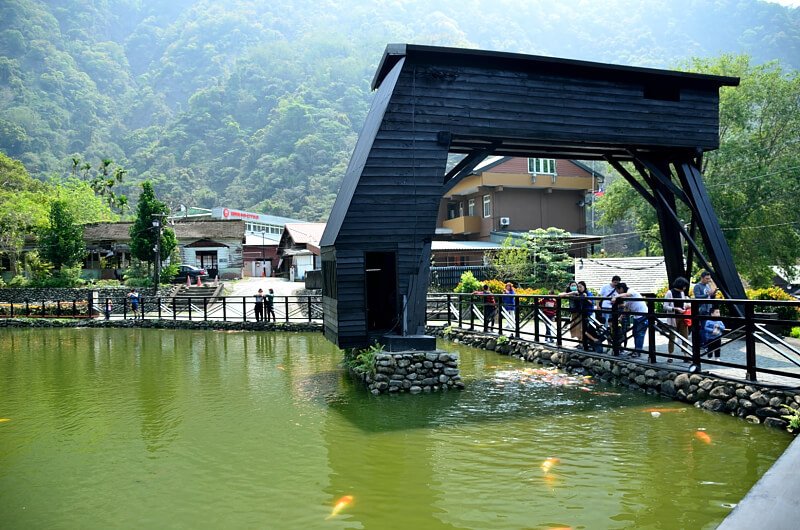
0;318;322;333
716;433;800;529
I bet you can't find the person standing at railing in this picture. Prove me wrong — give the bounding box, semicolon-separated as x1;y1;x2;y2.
562;281;592;346
473;284;496;332
254;289;265;321
266;288;276;322
614;282;648;354
663;277;690;362
693;270;718;316
541;289;558;343
128;289;140;320
701;308;726;359
597;275;620;326
501;282;516;330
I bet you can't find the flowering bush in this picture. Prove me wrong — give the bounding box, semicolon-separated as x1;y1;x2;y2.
746;287;799;323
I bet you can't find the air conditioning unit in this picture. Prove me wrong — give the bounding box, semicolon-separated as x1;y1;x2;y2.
500;217;510;227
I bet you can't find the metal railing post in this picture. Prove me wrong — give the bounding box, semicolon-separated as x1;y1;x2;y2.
447;293;452;327
469;294;475;331
242;297;246;322
10;301;14;318
647;299;656;363
514;296;520;339
691;299;702;370
25;300;30;317
222;297;227;322
72;300;77;318
188;298;192;321
745;302;757;381
172;298;177;320
203;298;208;321
284;296;289;323
533;297;540;343
556;303;563;347
307;296;312;323
457;294;463;329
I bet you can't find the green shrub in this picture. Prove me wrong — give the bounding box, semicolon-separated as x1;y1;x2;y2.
790;327;800;339
342;342;383;376
746;287;799;323
453;271;482;294
8;275;29;287
93;279;122;287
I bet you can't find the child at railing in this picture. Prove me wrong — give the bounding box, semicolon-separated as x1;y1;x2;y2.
701;308;726;359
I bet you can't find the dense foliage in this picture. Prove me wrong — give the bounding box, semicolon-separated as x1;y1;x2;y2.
129;182;177;268
1;0;798;222
597;56;800;287
38;200;84;271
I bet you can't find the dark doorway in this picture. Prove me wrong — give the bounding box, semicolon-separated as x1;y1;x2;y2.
365;252;397;332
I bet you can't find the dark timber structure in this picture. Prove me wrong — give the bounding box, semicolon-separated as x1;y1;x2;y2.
321;44;745;350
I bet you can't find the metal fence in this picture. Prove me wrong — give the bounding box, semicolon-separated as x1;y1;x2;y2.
3;291;800;384
426;292;800;384
429;266;491;289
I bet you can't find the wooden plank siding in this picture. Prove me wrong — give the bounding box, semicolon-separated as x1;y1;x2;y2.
321;44;738;349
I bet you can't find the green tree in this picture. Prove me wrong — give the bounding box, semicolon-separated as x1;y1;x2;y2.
525;227;574;289
39;199;84;271
597;55;800;286
129;181;176;271
0;152;48;274
488;235;532;282
71;157;129;214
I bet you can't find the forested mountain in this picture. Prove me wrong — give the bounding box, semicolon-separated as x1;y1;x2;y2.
1;0;798;220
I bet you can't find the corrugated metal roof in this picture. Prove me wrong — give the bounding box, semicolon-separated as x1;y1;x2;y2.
432;241;503;251
244;233;281;246
575;257;669;295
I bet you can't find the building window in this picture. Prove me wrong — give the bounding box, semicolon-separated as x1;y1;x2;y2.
528;158;557;175
468;198;475;216
447;202;459;220
459;201;464;217
483;194;491;218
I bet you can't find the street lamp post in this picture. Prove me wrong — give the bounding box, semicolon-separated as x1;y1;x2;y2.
152;214;165;286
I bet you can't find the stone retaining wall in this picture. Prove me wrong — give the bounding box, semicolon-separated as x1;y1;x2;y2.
0;318;321;333
350;350;465;395
429;326;800;431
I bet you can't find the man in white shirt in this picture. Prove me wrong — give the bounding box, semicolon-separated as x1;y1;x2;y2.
614;282;648;353
597;275;620;326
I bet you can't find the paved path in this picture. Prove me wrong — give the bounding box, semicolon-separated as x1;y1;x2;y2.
222;277;306;297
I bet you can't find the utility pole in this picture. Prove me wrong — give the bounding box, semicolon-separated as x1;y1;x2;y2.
152;213;165;286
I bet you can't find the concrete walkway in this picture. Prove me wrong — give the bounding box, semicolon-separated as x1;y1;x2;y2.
717;433;800;530
222;277;306;297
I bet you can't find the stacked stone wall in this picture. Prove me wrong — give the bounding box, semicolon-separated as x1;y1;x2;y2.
429;326;799;431
350;350;465;395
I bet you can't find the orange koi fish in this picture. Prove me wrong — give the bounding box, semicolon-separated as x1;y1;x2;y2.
0;418;10;423
644;408;685;413
541;457;560;474
326;495;354;519
276;365;285;371
695;430;712;444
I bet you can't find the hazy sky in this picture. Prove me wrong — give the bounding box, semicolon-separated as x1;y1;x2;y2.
763;0;800;6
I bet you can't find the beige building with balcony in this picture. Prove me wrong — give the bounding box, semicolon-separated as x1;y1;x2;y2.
437;157;604;245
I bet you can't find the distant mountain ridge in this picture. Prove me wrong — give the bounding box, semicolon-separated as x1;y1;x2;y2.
0;0;797;220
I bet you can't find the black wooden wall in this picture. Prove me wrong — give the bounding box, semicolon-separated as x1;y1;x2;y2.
321;44;740;349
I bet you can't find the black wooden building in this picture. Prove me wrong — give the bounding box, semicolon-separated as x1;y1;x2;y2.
320;44;743;350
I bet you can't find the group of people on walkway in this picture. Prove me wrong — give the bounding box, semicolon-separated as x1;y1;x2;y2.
472;271;726;362
254;288;276;322
560;271;725;360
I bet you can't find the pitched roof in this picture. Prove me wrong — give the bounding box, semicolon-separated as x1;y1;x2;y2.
575;257;669;295
83;220;245;242
284;223;326;245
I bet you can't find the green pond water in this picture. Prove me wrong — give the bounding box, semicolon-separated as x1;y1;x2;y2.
0;328;792;530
